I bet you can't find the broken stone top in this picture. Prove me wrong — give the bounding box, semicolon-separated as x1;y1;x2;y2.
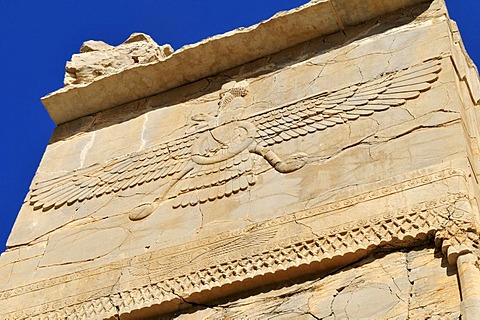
64;32;174;86
42;0;430;125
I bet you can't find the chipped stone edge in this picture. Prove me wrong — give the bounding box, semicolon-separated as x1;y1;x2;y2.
41;0;430;124
448;19;480;106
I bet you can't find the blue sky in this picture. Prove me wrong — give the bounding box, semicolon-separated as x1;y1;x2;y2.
0;1;478;253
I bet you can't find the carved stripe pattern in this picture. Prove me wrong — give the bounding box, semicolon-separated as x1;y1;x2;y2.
3;192;470;320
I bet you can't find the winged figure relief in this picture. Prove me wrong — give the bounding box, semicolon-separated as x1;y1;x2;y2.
29;60;441;221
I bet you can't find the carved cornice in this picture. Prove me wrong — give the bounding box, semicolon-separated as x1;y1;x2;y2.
0;168;473;320
41;0;431;125
436;218;480;265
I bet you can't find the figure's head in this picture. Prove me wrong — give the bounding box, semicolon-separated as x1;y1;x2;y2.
218;80;249;109
220;96;248;123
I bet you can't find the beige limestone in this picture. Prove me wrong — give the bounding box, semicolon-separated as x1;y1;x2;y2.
64;33;174;86
166;249;459;319
2;0;480;319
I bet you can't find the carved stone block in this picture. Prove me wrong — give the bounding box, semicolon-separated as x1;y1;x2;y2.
2;0;480;319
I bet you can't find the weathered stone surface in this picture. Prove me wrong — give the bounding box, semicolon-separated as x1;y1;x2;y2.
167;249;460;320
8;0;465;250
2;0;480;319
64;32;173;86
39;226;128;267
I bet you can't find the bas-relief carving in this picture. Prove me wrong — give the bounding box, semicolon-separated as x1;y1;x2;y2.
3;195;473;320
3;0;480;318
1;168;476;320
12;16;458;248
3;59;459;318
29;60;442;222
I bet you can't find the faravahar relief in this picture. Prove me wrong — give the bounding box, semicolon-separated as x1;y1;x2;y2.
29;60;441;220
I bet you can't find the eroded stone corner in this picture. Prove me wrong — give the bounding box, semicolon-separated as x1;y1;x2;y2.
64;32;174;87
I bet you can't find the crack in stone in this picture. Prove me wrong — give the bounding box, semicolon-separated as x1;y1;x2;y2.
196;206;205;234
406;252;414;320
294;219;321;238
108;293;121;320
306;311;321;320
378;261;408;305
169;288;220;312
311;131;377;163
402;107;416;120
375;118;461;143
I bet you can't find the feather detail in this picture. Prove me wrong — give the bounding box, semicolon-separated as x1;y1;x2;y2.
30;135;194;211
252;60;441;147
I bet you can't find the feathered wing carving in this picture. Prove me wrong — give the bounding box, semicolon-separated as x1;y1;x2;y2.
29;60;441;214
171;150;256;209
250;59;441;146
30;135;196;211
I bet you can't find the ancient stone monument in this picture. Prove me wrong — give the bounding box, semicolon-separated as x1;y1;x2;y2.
2;0;480;318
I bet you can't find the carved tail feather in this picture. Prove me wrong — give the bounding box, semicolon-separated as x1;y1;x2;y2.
171;174;256;208
171;153;256;208
129;164;195;220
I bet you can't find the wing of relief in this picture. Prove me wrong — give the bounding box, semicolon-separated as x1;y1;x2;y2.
29;134;196;212
250;59;441;147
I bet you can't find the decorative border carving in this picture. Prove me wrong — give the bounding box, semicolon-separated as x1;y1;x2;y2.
25;194;470;319
0;168;473;319
436;216;480;265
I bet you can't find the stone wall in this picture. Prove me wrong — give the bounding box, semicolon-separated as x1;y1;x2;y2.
1;0;480;319
167;248;460;320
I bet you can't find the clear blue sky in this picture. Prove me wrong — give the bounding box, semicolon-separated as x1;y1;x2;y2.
0;1;478;253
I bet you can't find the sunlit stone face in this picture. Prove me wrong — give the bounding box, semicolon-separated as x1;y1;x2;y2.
1;0;479;319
